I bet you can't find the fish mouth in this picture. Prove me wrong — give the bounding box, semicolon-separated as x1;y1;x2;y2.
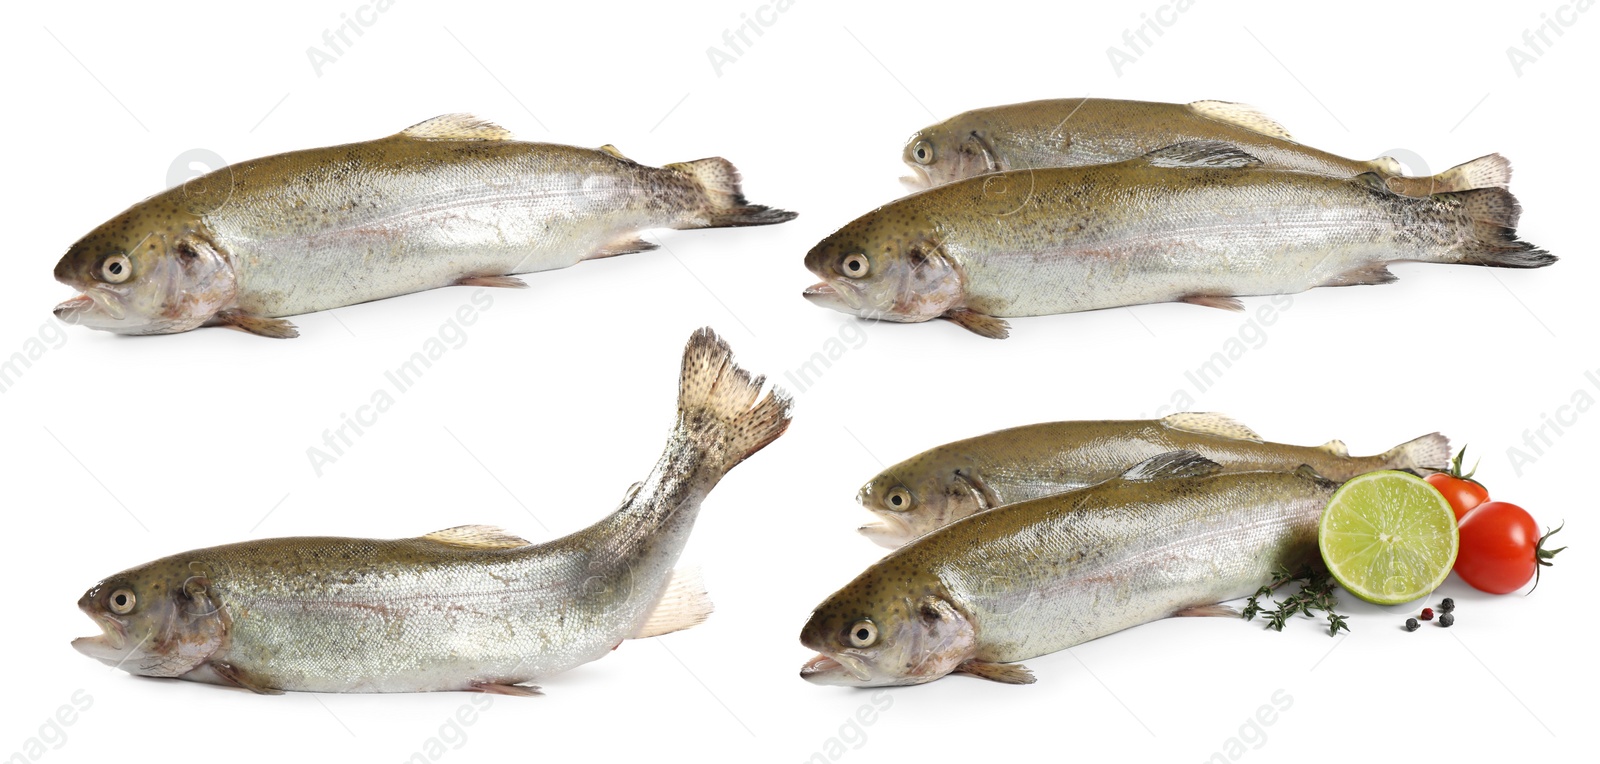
858;519;913;549
899;165;932;192
72;612;133;667
800;652;874;686
54;288;127;324
802;282;855;315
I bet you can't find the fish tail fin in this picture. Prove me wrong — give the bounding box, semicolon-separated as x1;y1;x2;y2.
1441;187;1556;268
677;328;793;476
1378;433;1452;475
666;158;798;228
1383;153;1512;196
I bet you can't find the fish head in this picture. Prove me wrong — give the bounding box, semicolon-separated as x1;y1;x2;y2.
857;464;983;548
53;202;236;335
800;582;977;687
803;213;964;325
901;120;1000;190
73;558;229;678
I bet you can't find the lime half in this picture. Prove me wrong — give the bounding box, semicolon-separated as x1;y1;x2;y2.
1319;471;1459;605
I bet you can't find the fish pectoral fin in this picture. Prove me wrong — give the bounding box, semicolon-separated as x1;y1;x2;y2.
1179;294;1245;312
1174;603;1240;618
210;661;284;695
1119;450;1223;481
469;681;543;697
420;525;532;550
1140;141;1262;169
632;566;714;639
1318;439;1350;457
942;309;1009;339
1320;262;1397;288
214;311;299;339
400;114;514;142
589;236;659;260
1187;101;1294;141
1160;412;1264;442
455;275;528;289
955;660;1036;685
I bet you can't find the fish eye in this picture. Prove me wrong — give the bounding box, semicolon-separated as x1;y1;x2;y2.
848;620;878;648
885;487;913;511
108;588;136;614
100;254;132;284
840;253;870;279
911;140;933;165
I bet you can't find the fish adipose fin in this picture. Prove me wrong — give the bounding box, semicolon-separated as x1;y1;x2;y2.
943;308;1010;339
1379;433;1451;474
1443;187;1556;269
1188;101;1294;140
1318;439;1350;457
421;525;532;550
214;311;298;339
1160;413;1264;442
1385;154;1513;196
956;660;1036;685
399;114;514;142
210;661;284;695
633;566;714;639
667;158;798;228
1180;294;1245;311
469;681;543;697
1141;141;1263;169
455;275;527;288
1175;603;1239;618
589;236;660;260
1120;450;1224;481
598;144;634;161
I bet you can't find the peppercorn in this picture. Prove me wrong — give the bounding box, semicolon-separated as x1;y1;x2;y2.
1440;597;1455;612
1420;607;1434;621
1404;617;1419;632
1438;613;1455;627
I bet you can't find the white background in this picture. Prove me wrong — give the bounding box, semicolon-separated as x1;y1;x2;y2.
2;0;1595;761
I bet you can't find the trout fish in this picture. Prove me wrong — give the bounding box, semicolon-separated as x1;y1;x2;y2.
52;115;796;338
800;452;1331;687
72;328;791;694
857;413;1447;547
804;141;1553;339
901;97;1508;198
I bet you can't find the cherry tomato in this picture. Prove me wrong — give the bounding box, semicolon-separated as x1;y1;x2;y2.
1426;473;1490;521
1454;502;1565;594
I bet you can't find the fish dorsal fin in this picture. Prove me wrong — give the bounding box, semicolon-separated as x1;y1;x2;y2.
598;144;632;161
400;114;514;142
632;567;714;639
1119;450;1223;481
1318;439;1350;457
1188;100;1294;140
1161;412;1264;442
1140;141;1263;169
420;525;530;549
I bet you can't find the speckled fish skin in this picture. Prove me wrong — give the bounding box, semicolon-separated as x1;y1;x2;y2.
799;455;1334;687
901;98;1507;198
803;142;1552;338
51;115;796;338
72;329;792;694
857;414;1449;547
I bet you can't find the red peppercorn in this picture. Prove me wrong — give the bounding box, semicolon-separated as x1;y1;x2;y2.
1420;608;1434;621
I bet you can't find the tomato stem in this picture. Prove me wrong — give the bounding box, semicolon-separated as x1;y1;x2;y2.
1446;445;1482;483
1529;521;1566;595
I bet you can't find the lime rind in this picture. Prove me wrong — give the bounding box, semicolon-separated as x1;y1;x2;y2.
1318;470;1460;606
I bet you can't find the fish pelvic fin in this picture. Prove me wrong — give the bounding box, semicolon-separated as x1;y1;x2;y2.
1140;140;1262;169
1379;433;1451;475
1175;603;1240;618
1441;187;1555;268
1385;153;1512;197
677;328;793;472
633;566;714;639
667;157;798;228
